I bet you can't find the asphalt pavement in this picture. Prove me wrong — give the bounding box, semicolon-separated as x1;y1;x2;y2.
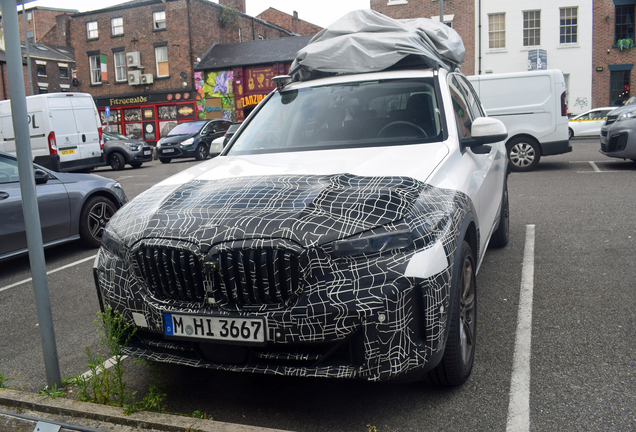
1;138;635;431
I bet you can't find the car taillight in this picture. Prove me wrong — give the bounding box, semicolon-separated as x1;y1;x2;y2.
98;127;104;150
561;91;568;117
48;131;57;155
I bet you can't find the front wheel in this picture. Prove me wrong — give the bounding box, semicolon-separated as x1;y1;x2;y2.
79;196;117;248
195;144;209;161
426;241;476;386
507;137;541;172
568;128;574;139
108;152;125;171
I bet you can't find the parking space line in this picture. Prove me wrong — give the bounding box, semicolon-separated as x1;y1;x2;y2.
589;161;602;172
506;224;535;432
0;255;96;293
80;355;128;379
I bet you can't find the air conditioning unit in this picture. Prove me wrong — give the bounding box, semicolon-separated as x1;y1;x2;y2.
126;51;141;68
141;73;154;84
128;70;141;85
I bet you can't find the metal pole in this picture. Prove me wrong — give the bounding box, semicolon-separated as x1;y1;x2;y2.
1;0;62;391
21;0;33;95
440;0;443;26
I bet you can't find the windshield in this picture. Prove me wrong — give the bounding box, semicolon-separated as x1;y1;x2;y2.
167;121;207;136
228;78;442;155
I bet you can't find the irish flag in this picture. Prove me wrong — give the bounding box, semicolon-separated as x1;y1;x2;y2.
101;54;107;82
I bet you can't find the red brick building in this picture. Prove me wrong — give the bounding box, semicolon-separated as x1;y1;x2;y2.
256;8;322;36
6;6;78;43
370;0;475;76
592;0;636;107
62;0;294;144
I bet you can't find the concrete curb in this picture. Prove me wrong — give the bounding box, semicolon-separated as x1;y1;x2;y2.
0;388;288;432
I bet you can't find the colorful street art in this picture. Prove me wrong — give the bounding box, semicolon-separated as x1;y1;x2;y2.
195;70;235;121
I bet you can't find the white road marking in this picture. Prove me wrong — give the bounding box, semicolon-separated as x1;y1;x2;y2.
589;161;602;172
80;355;128;379
0;255;96;293
506;224;535;432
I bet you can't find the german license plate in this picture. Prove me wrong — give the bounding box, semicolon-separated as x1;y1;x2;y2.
60;149;75;155
144;150;151;155
163;313;265;343
162;148;174;153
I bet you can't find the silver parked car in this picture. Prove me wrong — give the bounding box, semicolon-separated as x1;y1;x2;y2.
600;104;636;161
103;132;153;171
0;151;128;261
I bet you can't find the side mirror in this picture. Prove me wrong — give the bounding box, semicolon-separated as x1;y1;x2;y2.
34;169;49;185
462;117;508;149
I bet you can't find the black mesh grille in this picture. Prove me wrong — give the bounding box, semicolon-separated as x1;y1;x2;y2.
135;247;206;303
602;133;628;153
605;115;618;126
213;249;300;308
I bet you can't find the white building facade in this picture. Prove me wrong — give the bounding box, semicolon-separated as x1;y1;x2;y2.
475;0;593;115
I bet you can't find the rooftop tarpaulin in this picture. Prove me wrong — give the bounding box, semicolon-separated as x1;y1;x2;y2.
290;9;465;81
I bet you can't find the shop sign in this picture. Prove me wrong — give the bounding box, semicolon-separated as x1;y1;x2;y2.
241;94;265;108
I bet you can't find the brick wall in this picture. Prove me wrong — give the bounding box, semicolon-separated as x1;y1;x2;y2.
16;9;71;43
370;0;475;75
592;0;636;108
39;14;72;47
256;8;322;36
30;58;75;94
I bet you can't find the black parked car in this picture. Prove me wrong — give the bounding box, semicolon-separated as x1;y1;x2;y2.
103;132;153;171
156;119;232;163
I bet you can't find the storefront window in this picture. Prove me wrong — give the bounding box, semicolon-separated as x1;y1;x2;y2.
125;122;143;140
124;108;141;122
158;105;177;119
159;120;178;137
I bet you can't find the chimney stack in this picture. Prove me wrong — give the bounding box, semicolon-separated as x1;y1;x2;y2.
219;0;245;14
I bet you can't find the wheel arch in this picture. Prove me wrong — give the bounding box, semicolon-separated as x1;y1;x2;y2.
69;190;124;236
506;133;542;157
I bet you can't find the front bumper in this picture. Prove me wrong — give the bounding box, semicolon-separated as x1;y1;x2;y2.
130;146;153;163
157;145;196;159
94;240;454;382
600;121;636;159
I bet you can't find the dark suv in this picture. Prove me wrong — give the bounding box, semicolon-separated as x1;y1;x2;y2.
156;119;232;163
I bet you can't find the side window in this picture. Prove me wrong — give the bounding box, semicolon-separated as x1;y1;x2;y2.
0;156;19;184
448;75;474;138
458;76;485;118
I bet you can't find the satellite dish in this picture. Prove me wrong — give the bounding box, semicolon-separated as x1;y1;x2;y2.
180;72;187;79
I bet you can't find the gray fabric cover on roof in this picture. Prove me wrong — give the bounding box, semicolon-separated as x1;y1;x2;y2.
290;9;465;81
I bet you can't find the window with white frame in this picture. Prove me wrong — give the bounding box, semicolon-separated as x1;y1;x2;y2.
488;13;505;49
155;46;169;77
36;61;47;77
560;7;577;44
111;17;123;35
87;21;98;39
153;11;166;30
89;55;102;84
114;52;126;82
523;10;540;46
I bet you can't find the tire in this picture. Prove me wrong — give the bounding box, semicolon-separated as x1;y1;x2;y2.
426;241;476;386
195;144;209;161
79;196;117;248
568;128;574;139
490;183;509;248
507;137;541;172
130;162;142;168
108;152;126;171
159;157;172;164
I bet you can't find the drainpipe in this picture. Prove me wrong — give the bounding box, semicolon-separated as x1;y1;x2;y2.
186;0;194;90
440;0;443;25
478;0;482;75
22;1;33;95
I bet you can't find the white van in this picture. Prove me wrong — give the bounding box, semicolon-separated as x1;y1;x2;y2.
0;93;104;172
468;70;571;171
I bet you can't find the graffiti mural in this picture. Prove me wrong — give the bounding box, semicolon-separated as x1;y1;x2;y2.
195;70;235;121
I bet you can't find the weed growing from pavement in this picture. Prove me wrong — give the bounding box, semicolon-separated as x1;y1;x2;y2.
68;307;166;414
40;383;65;398
0;369;7;388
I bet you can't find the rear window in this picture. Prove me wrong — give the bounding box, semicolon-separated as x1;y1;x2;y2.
228;78;442;155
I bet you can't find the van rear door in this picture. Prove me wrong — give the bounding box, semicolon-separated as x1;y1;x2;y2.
70;95;102;160
48;96;81;164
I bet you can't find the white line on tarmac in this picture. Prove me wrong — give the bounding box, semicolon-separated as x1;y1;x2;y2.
80;355;128;379
506;224;535;432
589;161;602;172
0;255;96;293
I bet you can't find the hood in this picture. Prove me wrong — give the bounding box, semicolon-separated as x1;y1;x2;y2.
107;144;449;249
608;104;636;116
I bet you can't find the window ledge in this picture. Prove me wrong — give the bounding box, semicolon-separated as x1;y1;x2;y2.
111;34;124;38
557;43;580;49
60;77;69;79
89;83;103;87
486;48;508;54
153;27;167;32
36;75;47;78
520;46;542;51
114;80;128;85
387;0;408;4
155;75;170;80
86;37;99;42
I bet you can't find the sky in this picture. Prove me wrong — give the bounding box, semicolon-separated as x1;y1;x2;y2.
25;0;370;29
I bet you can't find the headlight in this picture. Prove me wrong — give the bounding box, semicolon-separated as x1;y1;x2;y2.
127;144;140;151
181;137;195;146
618;110;636;121
101;229;127;259
329;229;413;258
110;182;128;205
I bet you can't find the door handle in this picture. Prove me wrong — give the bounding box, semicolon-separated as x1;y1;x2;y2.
0;192;9;200
82;134;86;142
